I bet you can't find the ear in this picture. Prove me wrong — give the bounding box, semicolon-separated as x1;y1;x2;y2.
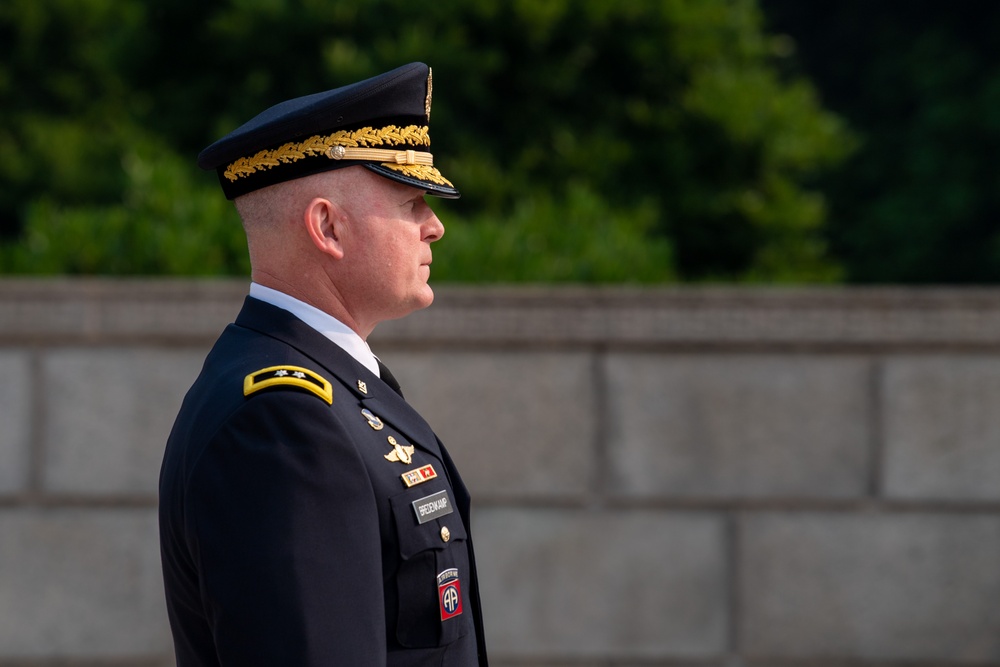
303;197;346;260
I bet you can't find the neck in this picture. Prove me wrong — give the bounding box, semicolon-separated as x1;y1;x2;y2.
251;270;373;339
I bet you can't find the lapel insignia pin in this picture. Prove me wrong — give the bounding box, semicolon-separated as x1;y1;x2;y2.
361;408;384;430
401;464;438;488
357;379;368;394
384;435;415;465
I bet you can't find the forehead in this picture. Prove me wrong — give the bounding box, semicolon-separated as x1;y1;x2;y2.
334;166;427;202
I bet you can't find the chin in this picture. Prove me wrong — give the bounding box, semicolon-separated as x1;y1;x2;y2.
385;287;434;322
413;285;435;310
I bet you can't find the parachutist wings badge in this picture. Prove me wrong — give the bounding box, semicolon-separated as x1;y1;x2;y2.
384;436;415;465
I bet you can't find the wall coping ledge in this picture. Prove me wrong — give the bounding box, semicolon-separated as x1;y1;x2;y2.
3;278;1000;348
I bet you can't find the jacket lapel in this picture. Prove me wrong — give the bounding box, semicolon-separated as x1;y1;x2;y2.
234;297;442;459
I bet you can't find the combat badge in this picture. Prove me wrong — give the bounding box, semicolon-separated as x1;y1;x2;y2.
384;436;415;464
437;568;463;621
361;408;384;430
243;365;332;404
401;464;437;488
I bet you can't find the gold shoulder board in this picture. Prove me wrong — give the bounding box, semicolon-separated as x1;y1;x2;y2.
243;365;333;405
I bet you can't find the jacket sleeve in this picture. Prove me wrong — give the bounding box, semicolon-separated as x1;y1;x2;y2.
184;390;385;666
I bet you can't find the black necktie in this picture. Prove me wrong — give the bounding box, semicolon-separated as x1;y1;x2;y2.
376;358;404;398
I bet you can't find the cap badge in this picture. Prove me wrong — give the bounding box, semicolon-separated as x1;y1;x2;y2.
425;67;433;121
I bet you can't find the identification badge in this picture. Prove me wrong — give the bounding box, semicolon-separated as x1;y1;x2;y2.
412;489;453;525
437;568;463;620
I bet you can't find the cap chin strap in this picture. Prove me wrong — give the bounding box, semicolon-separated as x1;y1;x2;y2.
325;145;433;166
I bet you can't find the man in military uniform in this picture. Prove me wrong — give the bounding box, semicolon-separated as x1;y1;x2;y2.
158;62;488;666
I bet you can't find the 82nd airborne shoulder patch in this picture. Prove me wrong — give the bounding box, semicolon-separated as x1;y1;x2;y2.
437;568;463;621
243;365;333;404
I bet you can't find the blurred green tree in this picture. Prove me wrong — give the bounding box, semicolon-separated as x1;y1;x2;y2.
0;0;851;282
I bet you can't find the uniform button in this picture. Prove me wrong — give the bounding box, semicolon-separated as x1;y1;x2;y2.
440;526;451;543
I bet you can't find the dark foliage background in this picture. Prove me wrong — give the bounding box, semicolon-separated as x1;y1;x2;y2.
2;0;995;283
763;0;1000;283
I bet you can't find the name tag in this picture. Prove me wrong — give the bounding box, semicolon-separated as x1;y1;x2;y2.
412;489;454;525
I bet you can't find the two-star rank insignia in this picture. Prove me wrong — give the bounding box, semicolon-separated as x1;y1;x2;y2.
384;436;415;464
243;365;333;404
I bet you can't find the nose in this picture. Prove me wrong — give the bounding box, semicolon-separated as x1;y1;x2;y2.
422;209;445;243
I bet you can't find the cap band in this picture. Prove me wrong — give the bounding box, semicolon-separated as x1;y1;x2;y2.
224;124;431;182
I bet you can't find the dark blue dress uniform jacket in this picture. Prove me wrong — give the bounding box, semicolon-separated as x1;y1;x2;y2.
159;297;488;666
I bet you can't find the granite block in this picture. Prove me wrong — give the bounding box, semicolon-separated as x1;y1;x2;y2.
41;348;204;495
0;508;170;658
475;508;728;659
606;355;871;499
388;351;597;499
741;512;1000;661
0;350;31;494
883;356;1000;501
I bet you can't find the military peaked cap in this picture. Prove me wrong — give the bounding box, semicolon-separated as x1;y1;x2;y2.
198;62;459;200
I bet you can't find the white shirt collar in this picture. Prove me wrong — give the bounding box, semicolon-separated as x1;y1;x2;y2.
248;282;380;377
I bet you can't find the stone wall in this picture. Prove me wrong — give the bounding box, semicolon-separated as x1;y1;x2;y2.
1;280;998;666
